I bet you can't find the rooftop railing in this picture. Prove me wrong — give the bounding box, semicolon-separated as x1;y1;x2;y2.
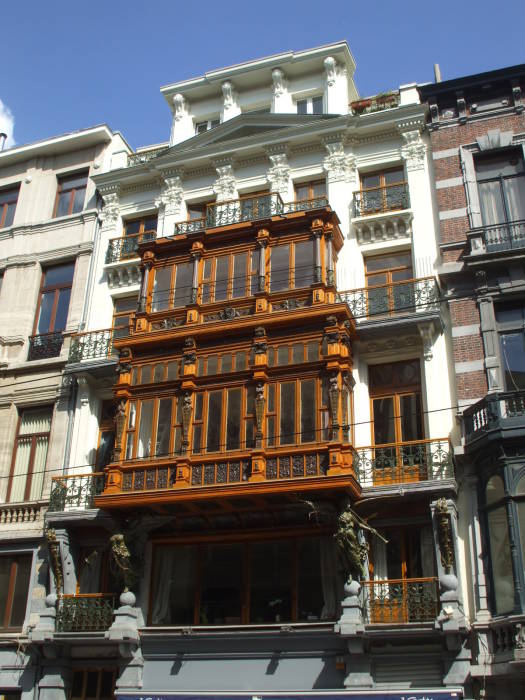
56;594;115;632
49;473;106;512
353;182;409;218
105;230;156;264
463;390;525;444
128;146;169;167
173;193;329;235
354;438;453;486
468;219;525;254
361;577;439;623
27;331;64;361
337;277;439;321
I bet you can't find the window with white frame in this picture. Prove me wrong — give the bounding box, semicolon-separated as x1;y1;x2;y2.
195;118;220;134
296;96;323;115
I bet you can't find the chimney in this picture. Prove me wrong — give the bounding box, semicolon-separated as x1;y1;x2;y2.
434;64;442;83
0;133;7;151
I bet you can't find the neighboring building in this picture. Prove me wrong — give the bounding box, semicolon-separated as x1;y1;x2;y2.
419;65;525;699
0;126;129;699
36;42;466;700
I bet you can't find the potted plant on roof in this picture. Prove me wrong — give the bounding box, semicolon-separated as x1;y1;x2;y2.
350;97;373;114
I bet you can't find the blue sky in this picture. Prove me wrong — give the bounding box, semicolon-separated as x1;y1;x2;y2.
1;0;524;151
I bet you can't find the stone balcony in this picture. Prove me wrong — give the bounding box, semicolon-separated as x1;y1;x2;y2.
465;219;525;264
463;390;525;448
351;182;412;246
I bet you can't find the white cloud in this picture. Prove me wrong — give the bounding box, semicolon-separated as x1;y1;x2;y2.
0;99;16;149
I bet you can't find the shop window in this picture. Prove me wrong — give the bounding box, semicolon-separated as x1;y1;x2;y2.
269;240;314;292
70;669;116;700
0;554;32;630
495;301;525;391
475;148;525;227
8;407;52;502
0;185;19;228
150;536;338;625
54;172;88;217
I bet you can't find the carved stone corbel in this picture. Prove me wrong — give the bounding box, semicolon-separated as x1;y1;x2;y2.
45;527;63;597
435;498;455;573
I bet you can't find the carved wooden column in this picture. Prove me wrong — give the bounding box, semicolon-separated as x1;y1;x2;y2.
250;327;268;482
255;229;269;314
176;337;197;487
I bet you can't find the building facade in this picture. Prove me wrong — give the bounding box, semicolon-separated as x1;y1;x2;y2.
419;64;525;700
0;127;129;699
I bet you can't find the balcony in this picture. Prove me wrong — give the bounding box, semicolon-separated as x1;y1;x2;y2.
56;594;115;632
173;193;329;235
361;577;439;623
27;331;64;361
463;390;525;447
128;146;169;167
337;277;440;324
353;182;409;219
354;438;454;487
105;231;156;264
49;473;106;512
350;92;400;116
68;329;116;364
351;183;411;246
467;219;525;258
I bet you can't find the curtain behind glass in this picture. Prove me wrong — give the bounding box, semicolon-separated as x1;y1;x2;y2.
479;181;505;225
9;439;31;502
504;176;525;221
151;548;177;624
487;507;515;614
28;436;48;500
319;537;341;619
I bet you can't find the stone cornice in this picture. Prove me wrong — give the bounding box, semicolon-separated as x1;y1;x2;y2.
0;209;98;243
0;242;93;269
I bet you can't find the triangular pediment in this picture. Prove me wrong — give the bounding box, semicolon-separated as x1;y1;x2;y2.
162;112;339;156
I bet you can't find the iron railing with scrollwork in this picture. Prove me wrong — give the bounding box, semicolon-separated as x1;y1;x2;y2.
105;231;156;264
361;578;439;623
174;217;207;235
468;219;525;253
49;473;106;511
283;196;329;213
354;438;453;486
56;594;115;632
337;277;439;321
463;390;525;443
353;182;409;217
128;146;169;167
27;332;64;361
68;328;116;363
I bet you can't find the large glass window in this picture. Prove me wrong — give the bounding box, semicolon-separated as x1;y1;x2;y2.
267;378;320;447
0;554;32;630
200;251;258;303
151;262;193;312
150;536;337;625
8;408;52;502
269;240;314;292
0;185;19;228
54;172;88;217
358;167;407;215
475;149;525;226
496;302;525;390
124;397;176;460
294;180;326;202
364;252;414;316
485;475;515;614
112;296;137;341
192;386;249;454
34;262;75;336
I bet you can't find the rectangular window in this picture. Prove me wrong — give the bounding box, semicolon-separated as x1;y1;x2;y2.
496;302;525;390
151;262;193;312
112;296;137;340
54;172;88;217
294;180;326;202
200;251;257;303
34;262;75;335
8;408;52;502
364;252;413;316
0;185;19;228
357;167;407;215
296;96;324;115
70;669;117;700
0;554;32;630
270;242;314;291
475;148;525;227
124;215;157;238
195;118;220;134
151;536;335;625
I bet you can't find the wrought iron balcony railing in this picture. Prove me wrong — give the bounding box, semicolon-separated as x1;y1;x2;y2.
338;277;439;321
27;332;64;361
463;390;525;444
68;328;117;363
468;219;525;254
56;594;115;632
128;146;169;167
361;577;439;623
105;231;156;264
49;473;106;512
353;182;409;218
173;194;330;235
354;438;453;486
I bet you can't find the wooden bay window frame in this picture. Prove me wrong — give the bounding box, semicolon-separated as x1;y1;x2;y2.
269;238;315;292
266;375;325;448
124;394;177;461
191;383;251;455
200;248;259;303
149;260;194;312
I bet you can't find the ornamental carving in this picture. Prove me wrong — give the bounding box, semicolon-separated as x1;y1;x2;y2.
328;372;340;439
272;68;287;96
46;527;63;596
323;141;356;183
99;192;120;230
267;153;290;196
181;392;193;452
155;176;183;217
151;317;185;331
173;93;189;122
213;164;237;201
435;498;455;573
401;130;426;171
255;382;265;448
324;56;338;87
113;399;127;461
221;81;237;109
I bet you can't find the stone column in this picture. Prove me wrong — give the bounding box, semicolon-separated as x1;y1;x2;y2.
38;663;72;700
334;580;372;689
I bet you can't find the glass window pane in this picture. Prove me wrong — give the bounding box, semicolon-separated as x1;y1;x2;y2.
206;391;222;452
294;240;314;288
141;365;152;384
153;364;165;382
235;351;246;370
226;388;241;450
300;379;316;443
400;393;423;442
361;173;381;189
267;384;275;412
4;202;17;227
53;288;71;331
246;385;255;415
114;296;137;313
277;346;289;366
373;397;395;445
296;100;307;115
384;168;404;185
125;220;141;235
137;400;154;458
194;393;203;421
166;361;178;380
250;541;293;623
266;416;275;447
296;184;309;200
500;332;525;390
312;181;326;197
298;538;325;621
200;543;242;624
221;354;232;373
270;245;290;292
518;502;525;585
99;671;114;700
207;356;218;375
9;556;32;628
155;398;172;456
232;253;247;298
174;262;193;307
280;382;296;445
487;506;514;614
307;341;319;361
151;267;172;311
44;263;75;287
152;545;196;624
144;216;158;232
479;180;506;226
486;475;505;504
37;292;55;334
312;96;323;114
215;257;229;301
61;173;88;190
293;343;304;363
128;402;136;429
72;187;86;214
56;192;71;217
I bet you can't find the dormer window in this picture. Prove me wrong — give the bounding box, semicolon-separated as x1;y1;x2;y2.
296;96;323;115
195;118;220;135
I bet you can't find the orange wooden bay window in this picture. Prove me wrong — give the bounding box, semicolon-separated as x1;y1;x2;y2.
200;249;259;303
124;395;181;460
265;376;328;447
191;385;254;454
149;535;339;626
150;261;193;312
269;239;315;292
